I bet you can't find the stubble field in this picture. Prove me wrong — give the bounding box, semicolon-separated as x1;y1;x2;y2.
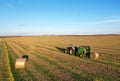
0;35;120;81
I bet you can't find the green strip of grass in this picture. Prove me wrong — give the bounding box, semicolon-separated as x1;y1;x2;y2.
1;40;14;81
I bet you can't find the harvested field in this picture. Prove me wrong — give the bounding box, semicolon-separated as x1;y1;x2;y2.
0;35;120;81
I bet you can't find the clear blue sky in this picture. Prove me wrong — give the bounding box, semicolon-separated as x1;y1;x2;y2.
0;0;120;36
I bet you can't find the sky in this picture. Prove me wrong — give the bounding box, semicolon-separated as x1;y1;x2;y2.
0;0;120;36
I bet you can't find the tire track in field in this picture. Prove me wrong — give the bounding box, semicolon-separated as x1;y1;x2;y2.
22;42;120;81
7;41;76;81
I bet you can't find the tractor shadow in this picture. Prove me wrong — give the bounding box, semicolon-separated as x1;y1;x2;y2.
55;47;65;53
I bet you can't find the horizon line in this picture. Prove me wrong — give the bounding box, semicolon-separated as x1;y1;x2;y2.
0;34;120;37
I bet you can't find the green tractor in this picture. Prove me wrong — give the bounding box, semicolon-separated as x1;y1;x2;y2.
65;44;99;59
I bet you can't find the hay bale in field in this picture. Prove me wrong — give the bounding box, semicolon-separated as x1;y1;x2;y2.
15;58;27;69
90;52;99;60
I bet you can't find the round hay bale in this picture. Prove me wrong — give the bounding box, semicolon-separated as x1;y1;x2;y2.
90;52;99;60
15;58;27;69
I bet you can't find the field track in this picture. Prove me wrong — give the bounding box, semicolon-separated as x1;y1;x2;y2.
0;35;120;81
